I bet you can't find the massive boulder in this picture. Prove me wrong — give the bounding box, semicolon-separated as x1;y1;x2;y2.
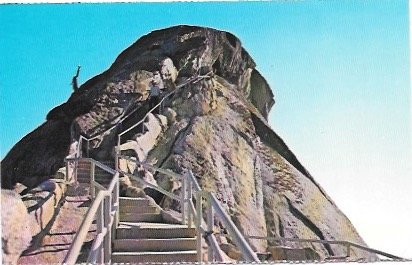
1;25;374;260
1;190;32;264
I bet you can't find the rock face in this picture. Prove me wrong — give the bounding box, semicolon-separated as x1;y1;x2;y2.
1;25;374;260
1;190;32;264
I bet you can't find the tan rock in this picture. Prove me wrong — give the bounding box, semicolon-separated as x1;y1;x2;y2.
220;243;242;260
1;26;375;262
161;209;182;224
1;190;32;265
268;246;320;261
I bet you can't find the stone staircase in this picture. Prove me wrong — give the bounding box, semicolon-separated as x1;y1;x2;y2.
111;197;197;263
76;160;115;187
72;159;198;263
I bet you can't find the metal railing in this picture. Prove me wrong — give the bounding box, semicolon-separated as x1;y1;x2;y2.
63;158;120;265
64;71;259;263
72;73;212;161
245;235;404;261
63;69;406;264
185;171;260;263
115;72;213;169
63;155;404;264
116;155;259;263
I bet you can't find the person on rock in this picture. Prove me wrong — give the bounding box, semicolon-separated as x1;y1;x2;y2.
72;65;81;91
149;80;161;114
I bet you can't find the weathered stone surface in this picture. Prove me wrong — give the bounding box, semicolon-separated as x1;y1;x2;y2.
119;113;166;162
1;190;32;265
2;25;273;190
22;180;66;236
18;194;93;265
1;25;375;261
161;209;183;224
248;69;274;119
220;243;242;260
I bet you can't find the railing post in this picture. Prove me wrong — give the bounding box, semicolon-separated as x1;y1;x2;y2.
196;192;203;263
74;158;79;184
181;177;187;225
86;140;90;158
188;179;193;228
207;193;214;262
65;160;69;183
115;147;119;171
103;195;112;263
90;161;96;199
112;179;119;239
96;202;104;264
76;135;83;158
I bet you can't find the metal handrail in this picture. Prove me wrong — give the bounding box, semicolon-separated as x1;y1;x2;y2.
120;169;181;202
73;73;210;159
65;157;116;175
186;171;226;262
64;157;256;263
193;193;260;263
116;155;254;262
63;158;120;265
117;155;188;223
186;170;259;262
63;71;262;263
246;235;404;261
117;76;194;138
116;73;213;160
118;155;184;180
70;72;214;163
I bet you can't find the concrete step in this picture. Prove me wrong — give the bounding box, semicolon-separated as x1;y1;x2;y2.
113;238;196;252
77;174;112;179
119;197;152;207
76;170;113;177
76;178;112;184
116;222;196;239
120;205;160;214
76;167;112;173
111;250;197;263
76;161;114;170
76;174;112;181
76;177;112;186
119;213;162;222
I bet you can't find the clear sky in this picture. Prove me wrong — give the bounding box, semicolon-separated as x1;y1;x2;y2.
1;0;411;259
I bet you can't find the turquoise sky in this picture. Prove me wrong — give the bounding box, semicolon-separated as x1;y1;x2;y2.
1;0;411;258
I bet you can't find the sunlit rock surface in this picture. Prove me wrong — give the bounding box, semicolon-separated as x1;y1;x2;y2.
1;25;374;260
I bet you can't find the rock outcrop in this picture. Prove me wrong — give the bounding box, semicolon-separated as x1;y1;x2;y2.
1;25;374;260
1;190;32;264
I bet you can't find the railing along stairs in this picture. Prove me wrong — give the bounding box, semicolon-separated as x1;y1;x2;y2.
63;72;405;264
62;153;259;264
63;158;120;264
64;71;254;264
66;72;212;186
119;156;260;263
74;72;212;160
